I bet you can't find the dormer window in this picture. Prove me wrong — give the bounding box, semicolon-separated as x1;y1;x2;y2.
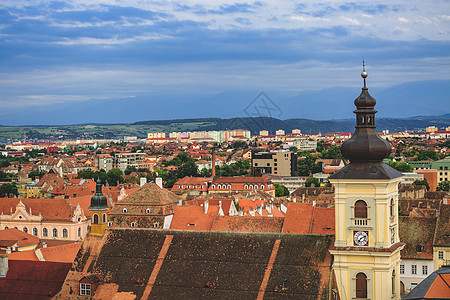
154;222;160;228
80;283;91;296
146;208;151;214
131;222;136;227
122;208;127;213
18;215;22;219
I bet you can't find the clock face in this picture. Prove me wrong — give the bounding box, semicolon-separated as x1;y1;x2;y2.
354;231;369;246
391;228;395;244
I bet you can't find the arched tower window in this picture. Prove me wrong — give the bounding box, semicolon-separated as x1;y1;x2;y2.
93;214;99;224
53;228;58;237
63;229;68;238
356;272;367;298
102;213;107;223
354;200;368;219
43;228;48;237
33;227;38;236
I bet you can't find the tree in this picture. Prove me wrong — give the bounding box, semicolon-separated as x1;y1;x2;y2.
387;161;413;173
305;177;320;187
274;183;289;197
437;181;450;192
176;160;199;178
0;183;18;197
106;168;124;186
28;170;46;179
124;165;137;175
76;169;95;179
297;154;322;176
412;179;430;191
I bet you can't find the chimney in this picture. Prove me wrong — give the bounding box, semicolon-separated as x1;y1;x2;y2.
156;177;163;189
302;194;305;202
140;177;147;187
256;205;263;216
0;254;8;277
204;200;209;214
444;197;448;205
211;147;216;178
178;199;183;206
313;200;316;207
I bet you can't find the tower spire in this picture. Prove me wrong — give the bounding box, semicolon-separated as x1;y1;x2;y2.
361;58;367;88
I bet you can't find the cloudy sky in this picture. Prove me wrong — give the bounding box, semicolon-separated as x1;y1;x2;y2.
0;0;449;123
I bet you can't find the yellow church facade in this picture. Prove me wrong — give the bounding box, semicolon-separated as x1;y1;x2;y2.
328;65;404;300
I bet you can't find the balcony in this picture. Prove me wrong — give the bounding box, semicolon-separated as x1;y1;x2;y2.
354;218;368;226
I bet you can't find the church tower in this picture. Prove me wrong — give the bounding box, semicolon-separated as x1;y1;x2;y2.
88;179;109;236
329;64;404;299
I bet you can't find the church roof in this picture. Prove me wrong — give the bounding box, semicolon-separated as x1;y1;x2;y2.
55;229;334;299
109;183;180;216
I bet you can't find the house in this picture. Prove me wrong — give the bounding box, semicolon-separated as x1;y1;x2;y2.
399;216;437;295
433;204;450;271
209;177;275;197
0;256;71;299
404;265;450;299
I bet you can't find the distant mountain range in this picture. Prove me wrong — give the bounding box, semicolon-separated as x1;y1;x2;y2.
1;115;449;142
1;80;449;126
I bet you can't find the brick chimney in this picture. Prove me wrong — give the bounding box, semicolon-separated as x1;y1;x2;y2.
204;200;209;214
211;148;216;178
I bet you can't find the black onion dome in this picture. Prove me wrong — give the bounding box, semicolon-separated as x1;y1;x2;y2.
89;179;108;210
340;66;391;163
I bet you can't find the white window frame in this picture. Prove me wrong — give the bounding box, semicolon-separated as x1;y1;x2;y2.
80;283;91;296
400;264;404;274
422;265;428;275
411;264;417;275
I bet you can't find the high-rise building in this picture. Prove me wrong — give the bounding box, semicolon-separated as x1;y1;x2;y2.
252;150;297;176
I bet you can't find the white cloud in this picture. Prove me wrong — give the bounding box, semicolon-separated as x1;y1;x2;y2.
54;34;172;45
398;17;408;23
342;16;360;25
290;15;330;22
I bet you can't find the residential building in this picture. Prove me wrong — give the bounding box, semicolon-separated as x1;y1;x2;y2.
252;150;297;176
293;139;317;151
94;154;113;172
399;216;436;295
433;204;450;270
209;177;275;197
147;132;166;139
266;176;308;193
431;157;450;183
404;265;450;299
113;152;146;171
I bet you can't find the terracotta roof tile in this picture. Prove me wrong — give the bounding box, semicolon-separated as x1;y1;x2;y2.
211;216;284;233
170;206;219;231
0;228;40;248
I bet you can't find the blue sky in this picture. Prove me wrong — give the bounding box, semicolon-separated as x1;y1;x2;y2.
0;1;449;123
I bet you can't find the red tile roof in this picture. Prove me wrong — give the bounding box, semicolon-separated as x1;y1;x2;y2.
0;228;40;248
0;260;71;299
282;203;335;235
0;198;73;221
170;206;220;231
40;242;82;263
211;216;284;233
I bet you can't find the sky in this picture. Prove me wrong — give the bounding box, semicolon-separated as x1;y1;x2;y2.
0;0;449;124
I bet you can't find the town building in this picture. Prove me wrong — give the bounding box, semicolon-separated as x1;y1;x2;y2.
252;150;297;176
431;157;450;183
108;179;181;229
0;198;89;241
209;177;275;197
94;154;113;172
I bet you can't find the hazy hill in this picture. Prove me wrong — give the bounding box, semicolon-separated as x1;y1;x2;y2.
1;80;449;126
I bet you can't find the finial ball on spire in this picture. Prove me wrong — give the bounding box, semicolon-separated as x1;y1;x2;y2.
361;71;368;78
